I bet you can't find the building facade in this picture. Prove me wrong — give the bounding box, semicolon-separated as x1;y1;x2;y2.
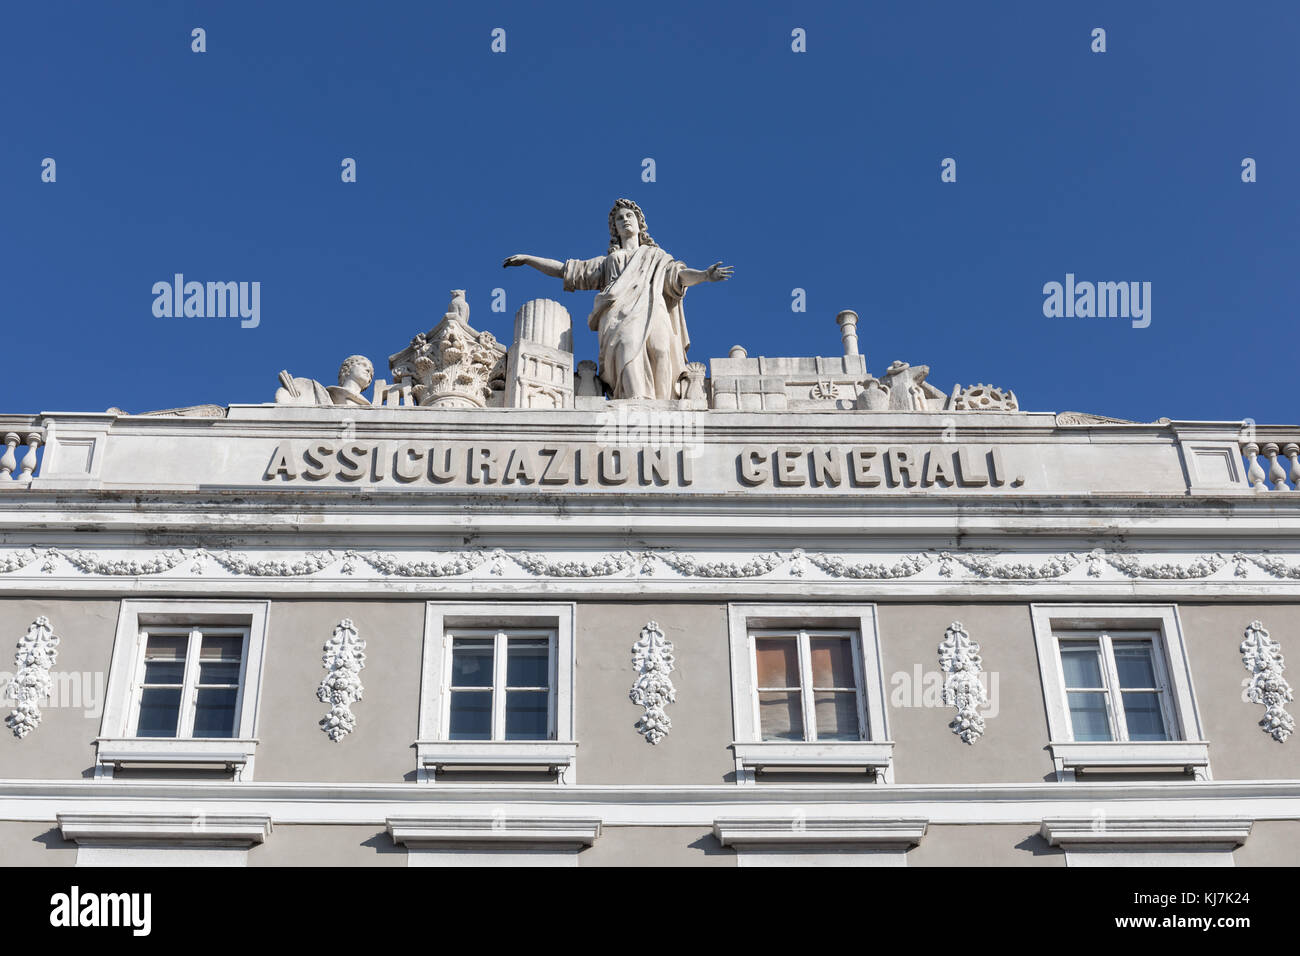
2;295;1298;867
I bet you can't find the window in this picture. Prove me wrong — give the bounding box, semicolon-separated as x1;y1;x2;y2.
96;601;269;780
1030;605;1209;781
131;627;248;739
752;629;865;742
417;603;576;783
446;629;554;741
1058;631;1171;743
727;605;892;783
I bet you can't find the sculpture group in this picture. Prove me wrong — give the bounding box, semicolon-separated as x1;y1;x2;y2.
270;198;1020;415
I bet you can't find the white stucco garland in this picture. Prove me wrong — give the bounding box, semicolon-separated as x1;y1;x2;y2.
630;621;676;745
939;621;988;745
317;619;366;742
1241;621;1294;743
5;545;1300;582
5;617;60;739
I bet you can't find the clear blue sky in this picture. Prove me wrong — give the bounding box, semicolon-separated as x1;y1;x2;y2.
3;1;1296;424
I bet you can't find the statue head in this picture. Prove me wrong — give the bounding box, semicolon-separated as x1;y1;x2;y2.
338;355;374;390
607;198;657;253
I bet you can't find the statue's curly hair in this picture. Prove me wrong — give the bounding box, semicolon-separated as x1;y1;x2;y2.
338;354;374;387
607;198;657;253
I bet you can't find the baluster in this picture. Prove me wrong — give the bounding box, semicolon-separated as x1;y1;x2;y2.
1265;443;1287;491
18;433;42;482
1286;443;1300;491
1244;442;1268;490
0;433;18;480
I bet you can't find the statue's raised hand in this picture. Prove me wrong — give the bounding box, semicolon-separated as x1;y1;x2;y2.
502;255;529;268
706;262;733;282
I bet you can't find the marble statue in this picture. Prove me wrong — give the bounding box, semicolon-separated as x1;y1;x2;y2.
503;199;732;401
275;355;373;407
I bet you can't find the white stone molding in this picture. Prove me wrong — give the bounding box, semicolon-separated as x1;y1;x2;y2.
387;816;601;848
714;816;926;866
58;812;272;847
630;621;676;744
939;621;987;745
1040;815;1250;866
317;619;366;741
5;616;60;739
10;545;1300;587
949;383;1018;412
713;817;927;850
1240;620;1294;743
393;312;507;409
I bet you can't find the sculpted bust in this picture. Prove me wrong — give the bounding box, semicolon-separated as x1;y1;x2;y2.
503;199;731;400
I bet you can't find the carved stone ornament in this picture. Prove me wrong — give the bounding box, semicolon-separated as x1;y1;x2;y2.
630;621;676;744
317;618;366;741
939;621;988;745
1240;620;1294;743
395;302;507;408
6;617;60;739
949;383;1019;412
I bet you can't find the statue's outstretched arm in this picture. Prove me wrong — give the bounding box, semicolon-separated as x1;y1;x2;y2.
679;261;734;288
502;255;564;278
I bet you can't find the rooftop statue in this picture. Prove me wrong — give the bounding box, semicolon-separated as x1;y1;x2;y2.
503;199;732;401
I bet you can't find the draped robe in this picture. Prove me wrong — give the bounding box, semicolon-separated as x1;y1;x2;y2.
563;244;690;400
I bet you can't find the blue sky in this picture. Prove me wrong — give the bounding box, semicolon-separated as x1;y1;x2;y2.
3;1;1296;424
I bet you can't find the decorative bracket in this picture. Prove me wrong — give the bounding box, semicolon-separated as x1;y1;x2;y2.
6;617;60;739
630;621;676;744
939;621;988;744
317;619;366;741
1241;620;1293;742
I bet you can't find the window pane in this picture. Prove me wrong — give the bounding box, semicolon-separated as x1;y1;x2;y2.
1067;691;1113;741
1060;643;1103;688
758;691;804;740
144;634;187;660
1113;642;1158;688
505;690;549;740
135;687;181;737
193;687;238;737
142;661;185;684
1122;692;1169;741
810;638;854;688
448;690;492;739
754;638;799;688
814;691;859;740
450;639;494;687
198;661;241;685
506;639;549;688
200;635;244;661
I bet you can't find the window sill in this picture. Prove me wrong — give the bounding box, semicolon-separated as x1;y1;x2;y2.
58;811;272;848
94;737;259;781
1048;740;1211;781
732;741;895;783
415;740;578;784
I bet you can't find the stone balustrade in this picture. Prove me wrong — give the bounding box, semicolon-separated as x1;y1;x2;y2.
1242;437;1300;491
0;421;44;484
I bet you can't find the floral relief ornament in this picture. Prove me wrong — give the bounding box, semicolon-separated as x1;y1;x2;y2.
1240;620;1294;743
630;621;676;744
317;619;366;741
939;621;988;745
6;617;60;739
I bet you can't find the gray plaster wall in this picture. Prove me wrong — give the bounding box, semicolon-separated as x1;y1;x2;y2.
0;821;77;865
0;599;121;780
1177;603;1300;781
906;824;1064;866
578;826;733;866
247;824;405;866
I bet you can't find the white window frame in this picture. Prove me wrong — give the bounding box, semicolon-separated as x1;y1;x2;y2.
442;627;557;742
416;602;576;784
96;601;269;781
126;625;250;741
1030;604;1210;781
749;627;868;743
727;604;892;784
